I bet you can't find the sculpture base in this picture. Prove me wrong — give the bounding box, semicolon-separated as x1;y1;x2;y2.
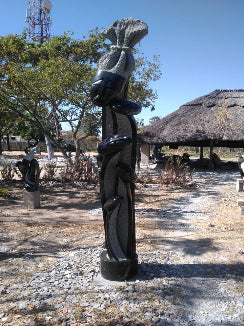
100;249;138;281
23;189;40;209
237;199;244;215
236;179;244;192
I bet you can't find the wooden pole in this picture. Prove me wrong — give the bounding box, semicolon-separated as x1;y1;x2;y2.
199;146;204;160
209;141;214;170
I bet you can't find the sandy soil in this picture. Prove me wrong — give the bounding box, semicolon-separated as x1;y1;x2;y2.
1;164;243;265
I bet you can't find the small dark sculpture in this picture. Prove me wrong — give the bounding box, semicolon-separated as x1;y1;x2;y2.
90;18;148;281
16;137;41;192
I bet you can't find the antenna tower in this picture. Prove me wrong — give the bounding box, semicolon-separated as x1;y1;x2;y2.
26;0;52;43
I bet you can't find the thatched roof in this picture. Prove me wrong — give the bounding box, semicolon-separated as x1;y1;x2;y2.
139;89;244;147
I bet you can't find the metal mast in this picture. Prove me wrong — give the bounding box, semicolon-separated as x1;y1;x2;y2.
26;0;52;43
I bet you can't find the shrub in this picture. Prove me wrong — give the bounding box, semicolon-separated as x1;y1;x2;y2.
0;188;10;197
157;157;193;185
59;157;99;184
0;162;19;181
40;157;99;185
42;162;58;181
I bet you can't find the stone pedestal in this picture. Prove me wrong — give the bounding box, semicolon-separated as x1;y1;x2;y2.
101;249;138;281
141;143;150;165
236;179;244;192
237;199;244;215
23;189;40;209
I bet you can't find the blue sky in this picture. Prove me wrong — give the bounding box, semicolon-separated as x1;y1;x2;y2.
1;0;244;125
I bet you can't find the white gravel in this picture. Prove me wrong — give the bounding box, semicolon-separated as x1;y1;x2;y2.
0;169;243;325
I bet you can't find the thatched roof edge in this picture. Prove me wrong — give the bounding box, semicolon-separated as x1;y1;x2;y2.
139;89;244;147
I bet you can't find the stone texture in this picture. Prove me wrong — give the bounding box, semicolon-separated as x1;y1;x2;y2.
236;178;244;192
237;199;244;215
23;189;40;209
98;18;148;78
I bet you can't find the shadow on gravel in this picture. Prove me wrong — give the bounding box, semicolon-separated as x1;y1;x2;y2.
0;243;101;262
0;250;58;262
164;237;219;255
137;262;244;280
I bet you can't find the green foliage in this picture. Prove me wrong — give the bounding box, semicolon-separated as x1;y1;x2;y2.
0;107;41;142
128;53;162;110
0;31;105;157
149;116;161;125
0;29;162;157
0;188;10;197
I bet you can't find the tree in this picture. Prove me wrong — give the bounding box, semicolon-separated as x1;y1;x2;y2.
0;31;106;158
0;30;161;158
136;118;145;130
128;54;162;110
0;105;31;152
0;101;44;150
149;116;161;125
0;108;9;154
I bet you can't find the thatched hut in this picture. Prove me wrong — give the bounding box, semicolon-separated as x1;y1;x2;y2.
139;89;244;166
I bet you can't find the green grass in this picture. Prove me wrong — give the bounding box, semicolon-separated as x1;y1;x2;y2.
0;188;10;197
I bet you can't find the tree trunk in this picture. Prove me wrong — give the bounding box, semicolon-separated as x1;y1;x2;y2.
44;133;55;160
55;117;61;140
74;138;82;159
0;129;3;155
199;146;204;160
45;132;69;160
209;141;214;170
6;134;11;151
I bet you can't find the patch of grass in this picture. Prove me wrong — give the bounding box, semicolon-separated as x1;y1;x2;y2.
0;188;10;197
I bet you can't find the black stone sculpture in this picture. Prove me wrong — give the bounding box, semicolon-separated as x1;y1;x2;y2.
90;18;148;281
16;137;41;192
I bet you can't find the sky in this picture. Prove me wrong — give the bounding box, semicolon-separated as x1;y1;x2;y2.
1;0;244;125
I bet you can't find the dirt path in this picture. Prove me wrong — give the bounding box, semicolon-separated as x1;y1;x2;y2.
142;170;244;264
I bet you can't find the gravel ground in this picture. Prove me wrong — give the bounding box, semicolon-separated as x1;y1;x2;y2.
0;169;244;325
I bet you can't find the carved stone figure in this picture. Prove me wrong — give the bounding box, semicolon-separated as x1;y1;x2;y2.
90;18;148;281
16;138;41;192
